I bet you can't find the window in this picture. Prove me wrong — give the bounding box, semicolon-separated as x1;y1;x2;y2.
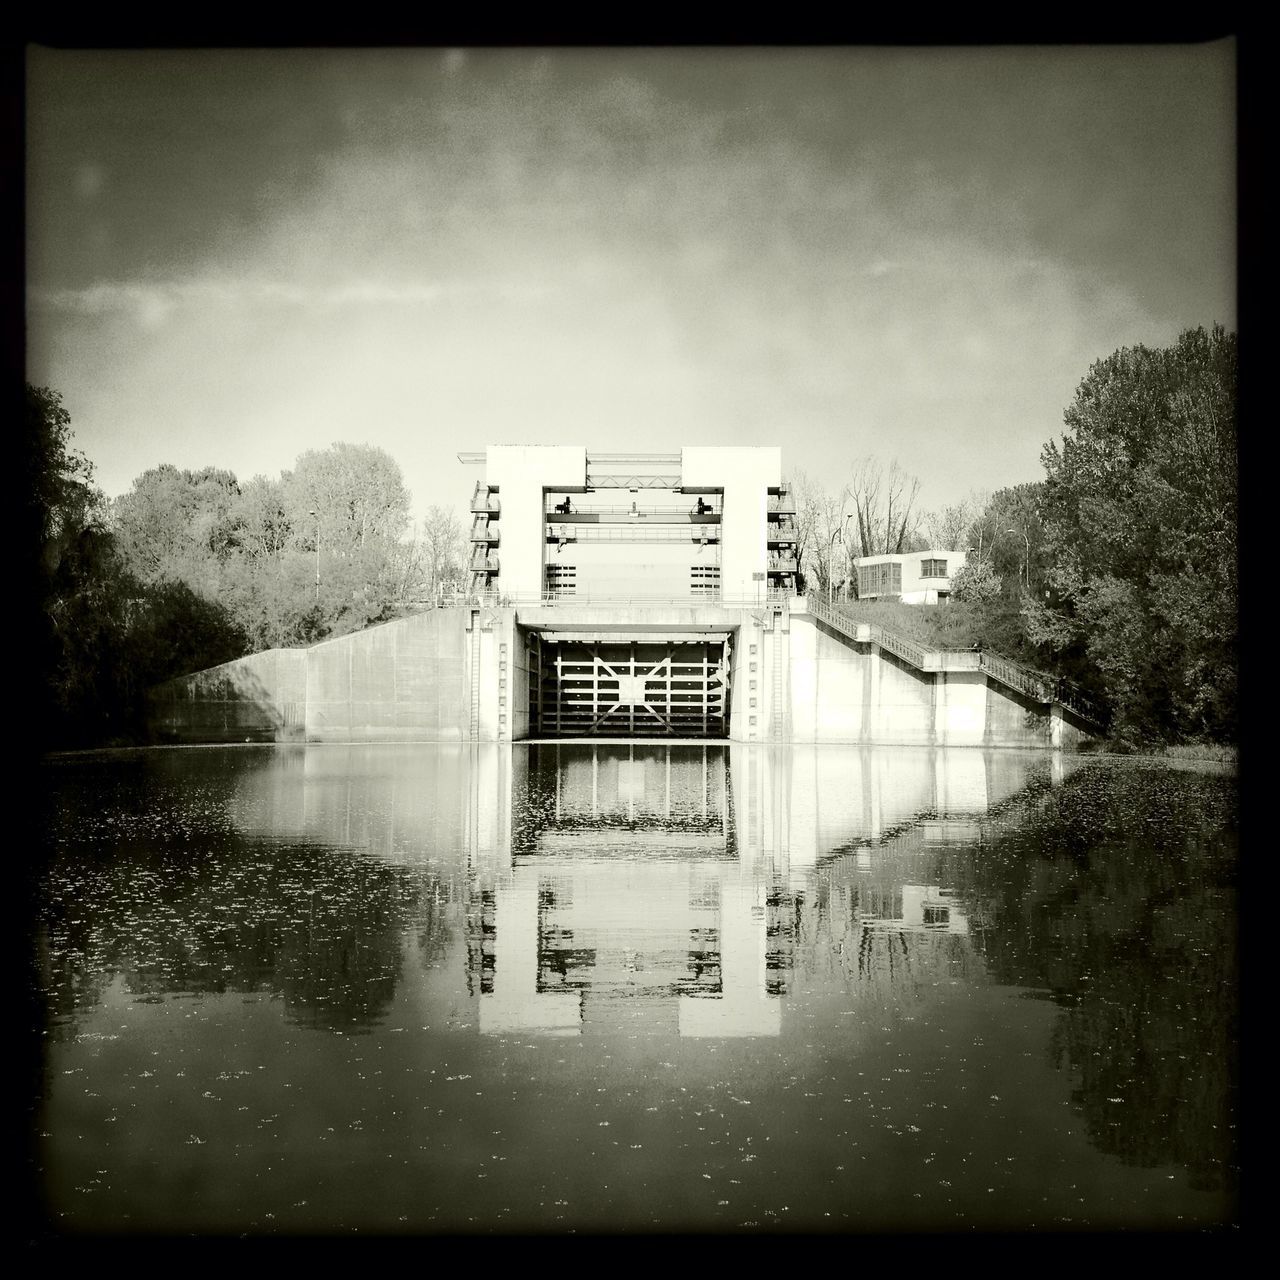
691;564;721;596
920;558;947;578
545;564;576;597
858;561;902;597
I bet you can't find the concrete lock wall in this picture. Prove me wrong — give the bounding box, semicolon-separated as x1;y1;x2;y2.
785;615;1068;748
150;610;470;744
147;604;1089;749
306;608;470;742
148;647;309;743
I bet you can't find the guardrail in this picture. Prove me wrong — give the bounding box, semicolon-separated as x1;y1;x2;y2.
442;592;798;610
544;503;722;518
546;524;721;544
806;595;1104;726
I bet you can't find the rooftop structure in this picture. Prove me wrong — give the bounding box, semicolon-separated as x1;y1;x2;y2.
461;446;797;604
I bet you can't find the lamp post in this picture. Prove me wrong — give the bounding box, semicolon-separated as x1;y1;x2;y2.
309;508;320;601
1006;527;1030;590
828;513;853;607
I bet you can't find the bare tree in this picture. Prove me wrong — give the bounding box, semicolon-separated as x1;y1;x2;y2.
882;460;922;555
924;489;989;552
848;456;923;556
788;469;824;591
421;505;464;604
812;485;853;594
847;456;882;559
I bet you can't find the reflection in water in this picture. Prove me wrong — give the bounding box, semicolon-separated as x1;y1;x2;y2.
34;743;1236;1232
464;745;996;1039
955;765;1239;1197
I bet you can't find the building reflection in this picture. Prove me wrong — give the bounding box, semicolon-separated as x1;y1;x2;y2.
467;744;784;1036
461;743;1069;1037
86;741;1073;1040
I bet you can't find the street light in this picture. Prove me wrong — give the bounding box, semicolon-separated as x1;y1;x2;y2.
828;512;853;608
309;508;320;600
1006;527;1030;590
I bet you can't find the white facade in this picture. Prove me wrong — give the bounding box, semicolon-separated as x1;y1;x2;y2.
682;446;780;601
855;548;969;604
465;446;796;603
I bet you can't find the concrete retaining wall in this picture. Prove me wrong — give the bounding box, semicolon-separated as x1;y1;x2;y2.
148;610;470;744
306;608;469;742
787;614;1079;748
147;604;1094;749
148;647;308;743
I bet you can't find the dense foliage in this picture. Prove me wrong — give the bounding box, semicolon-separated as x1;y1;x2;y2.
109;443;430;652
29;386;460;746
29;386;247;746
804;326;1237;746
1025;326;1237;745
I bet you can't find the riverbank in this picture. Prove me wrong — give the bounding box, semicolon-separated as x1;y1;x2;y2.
1081;739;1236;765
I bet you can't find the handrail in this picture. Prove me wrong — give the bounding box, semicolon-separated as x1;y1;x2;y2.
544;503;722;519
546;524;721;544
805;595;1104;726
470;483;500;514
442;592;798;609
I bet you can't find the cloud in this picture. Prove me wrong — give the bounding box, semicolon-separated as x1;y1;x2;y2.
29;277;453;323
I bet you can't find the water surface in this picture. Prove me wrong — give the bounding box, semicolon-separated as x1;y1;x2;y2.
33;743;1237;1234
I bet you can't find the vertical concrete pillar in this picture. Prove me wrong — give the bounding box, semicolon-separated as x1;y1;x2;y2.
869;643;882;743
731;612;766;742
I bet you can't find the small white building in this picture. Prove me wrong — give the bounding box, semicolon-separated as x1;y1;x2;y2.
855;548;968;604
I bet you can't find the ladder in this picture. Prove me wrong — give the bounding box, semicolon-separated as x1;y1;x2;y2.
772;624;787;741
469;621;481;739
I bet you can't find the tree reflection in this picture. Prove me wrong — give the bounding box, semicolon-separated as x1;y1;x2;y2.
37;798;455;1038
960;765;1237;1194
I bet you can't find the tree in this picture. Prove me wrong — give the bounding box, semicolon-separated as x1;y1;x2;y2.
417;505;464;603
950;560;1002;606
230;474;292;563
111;464;241;595
848;457;923;558
281;443;414;637
1026;326;1237;744
27;386;248;745
27;384;117;744
810;482;853;595
27;385;100;575
967;483;1048;599
787;469;824;592
924;490;988;555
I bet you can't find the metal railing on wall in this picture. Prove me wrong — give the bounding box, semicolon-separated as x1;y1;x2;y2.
543;502;723;518
440;590;798;610
546;524;722;544
805;594;1104;726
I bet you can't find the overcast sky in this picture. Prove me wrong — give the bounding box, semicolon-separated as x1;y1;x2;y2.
26;44;1236;530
